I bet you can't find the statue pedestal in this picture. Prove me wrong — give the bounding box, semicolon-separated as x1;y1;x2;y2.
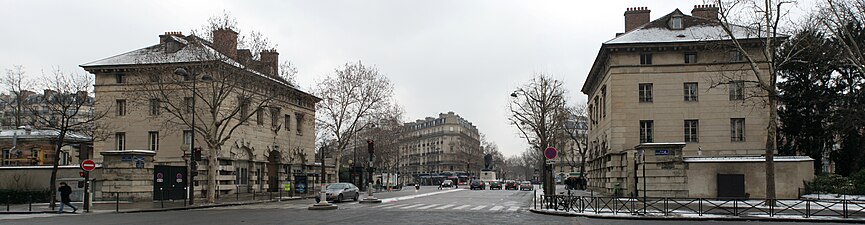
480;170;496;182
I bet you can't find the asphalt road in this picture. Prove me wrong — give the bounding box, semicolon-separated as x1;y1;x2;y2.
0;186;855;225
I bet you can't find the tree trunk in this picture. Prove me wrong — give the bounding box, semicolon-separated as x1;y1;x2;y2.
48;131;67;209
207;144;219;203
766;97;777;202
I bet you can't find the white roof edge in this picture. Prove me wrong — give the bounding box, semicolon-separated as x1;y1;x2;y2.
0;164;102;169
101;150;157;154
684;156;813;163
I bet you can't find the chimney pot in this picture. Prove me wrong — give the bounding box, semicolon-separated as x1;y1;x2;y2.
260;50;279;77
692;4;719;20
624;6;651;32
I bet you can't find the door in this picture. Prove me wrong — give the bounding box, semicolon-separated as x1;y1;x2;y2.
153;165;187;200
717;174;746;199
267;150;280;192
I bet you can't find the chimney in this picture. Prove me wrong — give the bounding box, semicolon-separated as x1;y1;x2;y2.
260;49;279;76
43;89;56;97
692;4;719;20
237;49;253;65
159;32;185;53
624;7;651;32
213;29;238;59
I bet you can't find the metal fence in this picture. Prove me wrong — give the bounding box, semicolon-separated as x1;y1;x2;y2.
536;194;865;219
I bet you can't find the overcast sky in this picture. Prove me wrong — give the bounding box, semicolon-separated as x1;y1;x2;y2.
0;0;815;157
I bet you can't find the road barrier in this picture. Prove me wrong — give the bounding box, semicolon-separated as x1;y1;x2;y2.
538;194;865;219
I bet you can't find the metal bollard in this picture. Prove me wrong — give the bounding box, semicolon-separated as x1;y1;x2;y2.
236;185;240;201
6;195;10;211
116;193;120;213
160;188;165;208
252;188;256;200
28;195;32;211
269;190;272;200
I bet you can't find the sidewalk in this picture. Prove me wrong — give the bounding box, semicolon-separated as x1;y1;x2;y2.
1;192;311;215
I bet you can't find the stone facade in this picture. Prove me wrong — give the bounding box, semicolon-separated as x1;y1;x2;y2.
581;6;813;198
80;29;320;198
399;112;482;182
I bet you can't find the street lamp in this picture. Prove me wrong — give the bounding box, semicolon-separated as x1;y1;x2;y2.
174;67;211;205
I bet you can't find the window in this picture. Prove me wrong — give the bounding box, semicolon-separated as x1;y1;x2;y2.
115;132;126;150
670;16;683;29
270;107;281;127
684;82;698;101
296;113;305;135
184;97;193;113
148;131;159;151
684;120;699;142
284;114;291;131
639;120;654;143
729;50;745;62
639;83;653;103
731;118;745;142
256;108;264;125
640;53;653;65
183;130;192;145
684;53;697;64
601;86;607;118
116;99;126;116
239;98;249;120
115;73;126;83
729;80;744;100
149;99;160;116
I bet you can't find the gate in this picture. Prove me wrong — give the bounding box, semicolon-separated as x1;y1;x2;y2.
717;174;745;198
153;165;187;200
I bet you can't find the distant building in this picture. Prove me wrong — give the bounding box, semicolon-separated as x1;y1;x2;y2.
581;5;813;198
0;128;92;166
399;112;482;184
0;90;94;128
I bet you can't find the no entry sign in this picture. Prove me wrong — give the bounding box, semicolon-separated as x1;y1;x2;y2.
81;159;96;171
544;147;557;160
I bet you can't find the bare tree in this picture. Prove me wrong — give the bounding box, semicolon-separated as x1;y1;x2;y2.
508;73;568;195
314;61;394;179
2;65;34;127
715;0;799;201
563;104;589;178
130;14;299;203
28;68;108;209
820;0;865;74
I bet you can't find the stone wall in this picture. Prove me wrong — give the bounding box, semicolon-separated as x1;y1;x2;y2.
99;150;155;200
685;156;814;199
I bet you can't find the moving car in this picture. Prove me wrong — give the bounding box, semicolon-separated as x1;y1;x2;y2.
489;181;502;190
519;181;533;191
470;179;485;190
504;180;518;190
315;183;360;203
441;180;454;188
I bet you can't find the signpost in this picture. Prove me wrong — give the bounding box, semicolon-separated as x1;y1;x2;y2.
80;159;96;212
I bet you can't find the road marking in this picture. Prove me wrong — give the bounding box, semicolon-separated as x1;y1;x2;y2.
453;205;471;210
435;204;455;209
489;206;504;211
417;204;439;209
371;204;390;208
470;205;486;210
379;188;464;203
401;204;425;209
384;204;403;209
507;206;520;211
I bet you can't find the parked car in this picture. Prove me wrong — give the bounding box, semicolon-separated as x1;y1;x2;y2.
489;181;502;190
315;183;360;203
520;181;533;191
470;179;485;190
504;180;518;190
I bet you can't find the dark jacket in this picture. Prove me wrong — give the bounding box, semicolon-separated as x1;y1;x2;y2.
59;185;73;203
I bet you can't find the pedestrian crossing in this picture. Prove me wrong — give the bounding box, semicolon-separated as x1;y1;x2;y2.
366;202;523;212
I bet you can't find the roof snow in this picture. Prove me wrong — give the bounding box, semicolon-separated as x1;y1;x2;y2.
606;24;759;44
0;129;91;141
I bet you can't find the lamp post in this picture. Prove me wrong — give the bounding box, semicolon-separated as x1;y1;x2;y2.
174;67;210;205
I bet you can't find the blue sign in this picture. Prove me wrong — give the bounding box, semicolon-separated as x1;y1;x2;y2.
655;149;670;156
294;176;307;194
544;147;557;159
121;155;133;161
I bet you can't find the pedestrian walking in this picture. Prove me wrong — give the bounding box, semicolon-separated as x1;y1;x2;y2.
58;182;77;213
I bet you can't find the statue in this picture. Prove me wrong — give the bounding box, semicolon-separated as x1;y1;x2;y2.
483;154;493;170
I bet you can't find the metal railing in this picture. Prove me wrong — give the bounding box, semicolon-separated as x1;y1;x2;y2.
535;194;865;219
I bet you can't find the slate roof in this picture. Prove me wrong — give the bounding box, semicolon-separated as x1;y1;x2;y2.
605;9;761;45
0;128;92;142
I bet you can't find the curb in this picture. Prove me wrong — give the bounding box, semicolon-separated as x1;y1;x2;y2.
528;209;865;224
120;197;305;213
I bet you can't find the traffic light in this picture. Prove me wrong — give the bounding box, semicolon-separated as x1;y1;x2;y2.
193;147;202;161
191;161;199;176
367;140;374;154
79;171;87;178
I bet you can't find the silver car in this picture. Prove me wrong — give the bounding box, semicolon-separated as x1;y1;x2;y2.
316;183;360;203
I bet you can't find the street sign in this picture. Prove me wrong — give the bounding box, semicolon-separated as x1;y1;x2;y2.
544;147;557;160
81;159;96;171
655;149;669;155
156;172;164;183
176;173;183;183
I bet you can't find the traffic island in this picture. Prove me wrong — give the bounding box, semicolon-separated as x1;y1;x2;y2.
307;202;338;210
358;183;382;203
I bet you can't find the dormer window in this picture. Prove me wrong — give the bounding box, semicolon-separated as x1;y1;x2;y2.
670;16;683;30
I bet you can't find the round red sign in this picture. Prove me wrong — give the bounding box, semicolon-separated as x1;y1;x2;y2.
544;147;557;160
81;159;97;171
